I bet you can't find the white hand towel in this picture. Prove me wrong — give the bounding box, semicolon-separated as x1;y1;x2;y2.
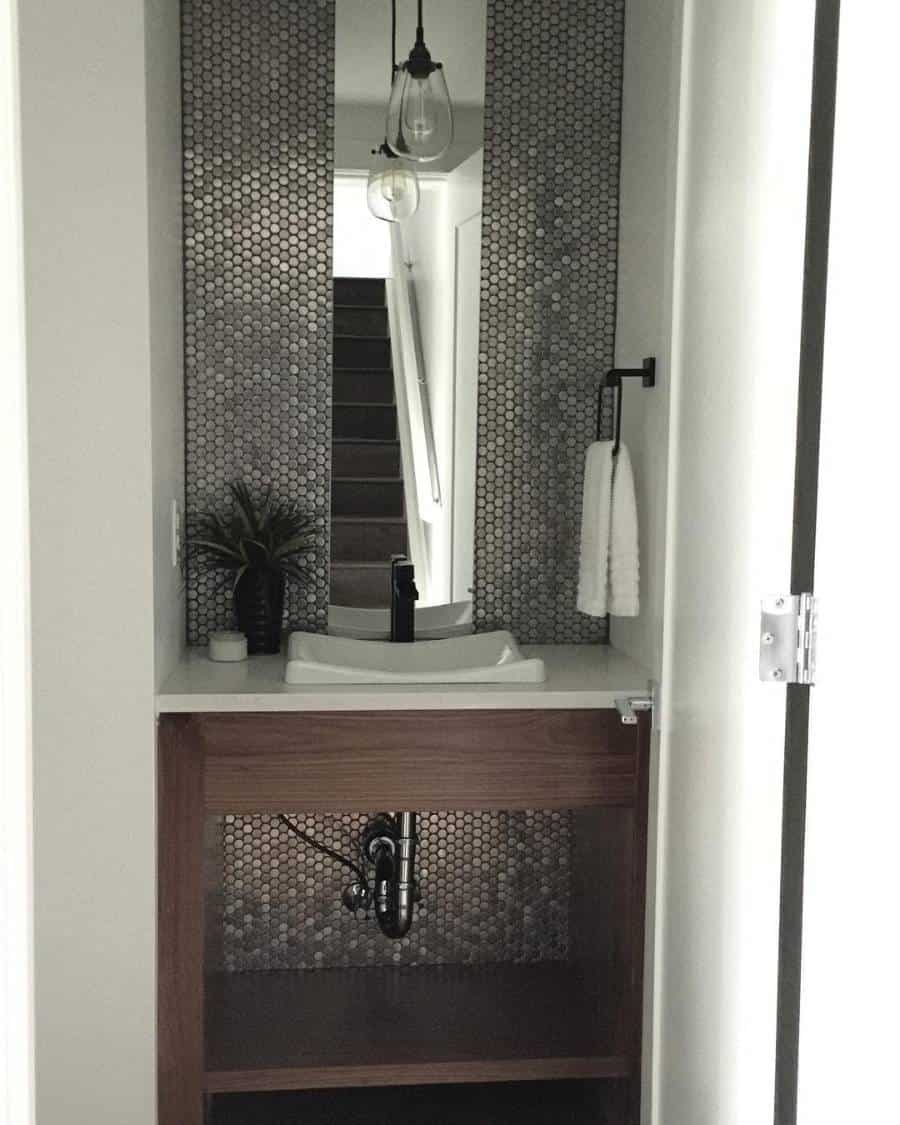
608;443;640;617
576;441;615;617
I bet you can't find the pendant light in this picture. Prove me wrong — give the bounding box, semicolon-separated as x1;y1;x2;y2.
385;0;453;163
367;0;420;222
366;142;420;222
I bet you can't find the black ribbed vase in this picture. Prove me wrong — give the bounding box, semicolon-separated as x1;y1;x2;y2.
234;569;286;654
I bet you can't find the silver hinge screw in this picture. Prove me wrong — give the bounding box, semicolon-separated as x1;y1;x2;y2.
759;593;817;686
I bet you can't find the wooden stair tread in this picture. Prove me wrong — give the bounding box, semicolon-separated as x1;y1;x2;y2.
330;476;403;484
334;332;388;339
333;400;396;409
333;438;399;445
329;560;393;570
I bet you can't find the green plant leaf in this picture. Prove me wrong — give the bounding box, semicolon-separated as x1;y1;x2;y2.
230;565;248;596
191;538;245;562
280;560;310;583
188;480;317;583
228;480;259;537
272;534;315;561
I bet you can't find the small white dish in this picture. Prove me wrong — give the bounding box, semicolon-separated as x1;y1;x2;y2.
208;631;248;662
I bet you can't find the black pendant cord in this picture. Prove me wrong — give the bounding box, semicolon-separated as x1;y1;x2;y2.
391;0;397;79
376;0;397;160
277;813;369;889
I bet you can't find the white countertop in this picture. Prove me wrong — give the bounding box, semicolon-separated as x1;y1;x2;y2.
156;644;652;713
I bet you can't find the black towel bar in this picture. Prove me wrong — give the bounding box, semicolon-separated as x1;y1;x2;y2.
597;357;657;455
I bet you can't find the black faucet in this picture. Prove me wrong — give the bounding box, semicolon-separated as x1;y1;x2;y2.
390;556;418;643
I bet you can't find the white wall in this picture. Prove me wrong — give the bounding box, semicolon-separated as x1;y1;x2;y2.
19;0;181;1120
0;0;34;1116
399;178;454;603
610;0;683;680
612;3;684;1118
654;1;816;1123
147;0;185;688
447;149;483;603
333;173;391;278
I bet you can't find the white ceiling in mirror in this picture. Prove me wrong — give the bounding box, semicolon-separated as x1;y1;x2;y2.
335;0;486;108
334;0;487;173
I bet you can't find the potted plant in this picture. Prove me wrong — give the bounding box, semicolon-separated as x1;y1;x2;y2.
190;481;316;654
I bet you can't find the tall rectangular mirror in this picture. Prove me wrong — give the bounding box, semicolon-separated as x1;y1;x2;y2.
331;0;488;622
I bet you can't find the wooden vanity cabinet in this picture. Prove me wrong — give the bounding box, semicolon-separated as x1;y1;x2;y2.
158;709;651;1125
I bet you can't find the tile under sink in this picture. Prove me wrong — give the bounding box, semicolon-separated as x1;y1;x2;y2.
284;630;546;685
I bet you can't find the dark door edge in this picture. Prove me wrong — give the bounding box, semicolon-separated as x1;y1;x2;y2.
774;1;842;1122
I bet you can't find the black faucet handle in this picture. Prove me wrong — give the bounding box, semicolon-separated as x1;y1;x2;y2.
389;557;417;642
392;559;417;589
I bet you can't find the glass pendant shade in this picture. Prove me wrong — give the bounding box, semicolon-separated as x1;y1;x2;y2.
386;63;453;163
366;148;420;222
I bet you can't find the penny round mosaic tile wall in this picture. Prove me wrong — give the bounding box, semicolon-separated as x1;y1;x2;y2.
182;0;334;643
211;810;572;971
474;0;624;643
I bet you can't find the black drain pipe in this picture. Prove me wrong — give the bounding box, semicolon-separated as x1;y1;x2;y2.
365;812;418;939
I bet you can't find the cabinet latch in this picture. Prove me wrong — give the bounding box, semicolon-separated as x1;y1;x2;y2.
759;593;817;685
615;695;654;726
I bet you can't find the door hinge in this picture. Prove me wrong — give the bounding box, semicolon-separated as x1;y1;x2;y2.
759;593;817;685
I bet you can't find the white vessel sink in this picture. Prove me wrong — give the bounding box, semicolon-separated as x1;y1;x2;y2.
284;630;546;685
327;600;474;641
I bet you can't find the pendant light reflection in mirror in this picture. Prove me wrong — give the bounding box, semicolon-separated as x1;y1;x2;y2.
367;141;420;223
333;0;485;614
366;0;424;222
386;0;454;163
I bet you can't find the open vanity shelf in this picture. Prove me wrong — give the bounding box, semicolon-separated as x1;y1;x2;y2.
205;962;626;1092
158;705;650;1124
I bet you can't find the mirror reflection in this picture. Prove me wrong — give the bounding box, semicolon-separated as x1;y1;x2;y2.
331;0;487;636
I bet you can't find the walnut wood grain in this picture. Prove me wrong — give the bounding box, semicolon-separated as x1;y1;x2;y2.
196;709;638;812
569;712;651;1124
158;715;206;1125
158;705;649;1121
205;964;629;1092
570;807;631;1052
208;1057;626;1093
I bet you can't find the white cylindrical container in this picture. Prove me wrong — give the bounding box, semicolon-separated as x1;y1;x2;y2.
208;630;248;662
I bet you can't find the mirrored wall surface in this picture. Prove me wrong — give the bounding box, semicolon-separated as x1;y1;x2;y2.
330;0;488;613
182;0;624;645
